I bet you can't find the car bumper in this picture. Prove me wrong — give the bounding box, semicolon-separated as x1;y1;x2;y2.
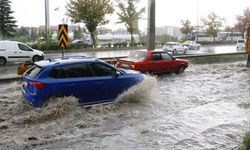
22;86;45;107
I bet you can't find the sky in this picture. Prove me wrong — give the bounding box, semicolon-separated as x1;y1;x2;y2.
10;0;250;31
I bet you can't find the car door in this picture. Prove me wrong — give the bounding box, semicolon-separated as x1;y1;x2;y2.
49;63;100;104
161;52;177;72
9;43;33;62
148;52;165;73
90;62;128;101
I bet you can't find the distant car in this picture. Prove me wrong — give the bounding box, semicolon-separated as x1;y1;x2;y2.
0;41;44;65
162;42;188;54
236;39;245;50
22;56;145;107
182;40;201;50
116;49;188;74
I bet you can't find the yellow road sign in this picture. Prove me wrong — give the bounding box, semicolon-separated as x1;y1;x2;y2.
58;24;68;49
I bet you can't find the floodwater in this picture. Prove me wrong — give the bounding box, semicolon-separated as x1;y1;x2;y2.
0;62;250;149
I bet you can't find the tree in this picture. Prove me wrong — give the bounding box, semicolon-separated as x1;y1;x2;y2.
201;12;224;42
117;0;145;44
180;19;194;40
234;7;250;39
0;0;17;39
66;0;114;48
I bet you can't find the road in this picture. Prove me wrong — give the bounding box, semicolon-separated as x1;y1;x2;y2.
0;61;249;149
0;44;245;79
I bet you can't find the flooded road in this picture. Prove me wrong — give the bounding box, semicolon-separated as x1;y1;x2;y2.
0;62;250;149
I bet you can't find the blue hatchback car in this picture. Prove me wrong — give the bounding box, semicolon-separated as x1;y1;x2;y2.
22;56;145;107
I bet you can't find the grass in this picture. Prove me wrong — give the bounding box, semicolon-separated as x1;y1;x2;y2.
239;132;250;150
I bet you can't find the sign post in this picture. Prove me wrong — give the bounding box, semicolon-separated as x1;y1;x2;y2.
246;26;250;68
58;24;68;58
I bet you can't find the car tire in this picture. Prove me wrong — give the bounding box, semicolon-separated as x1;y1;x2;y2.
0;57;6;65
176;66;185;74
173;50;177;54
144;71;152;75
32;55;40;63
184;49;187;54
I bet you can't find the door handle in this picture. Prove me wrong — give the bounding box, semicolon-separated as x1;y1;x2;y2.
14;52;17;53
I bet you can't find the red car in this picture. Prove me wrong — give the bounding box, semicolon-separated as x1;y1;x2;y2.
116;49;188;74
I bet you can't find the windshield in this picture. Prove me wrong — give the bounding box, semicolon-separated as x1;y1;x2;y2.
128;51;146;60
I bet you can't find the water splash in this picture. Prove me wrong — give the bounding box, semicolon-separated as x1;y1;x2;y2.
13;96;77;125
115;75;157;105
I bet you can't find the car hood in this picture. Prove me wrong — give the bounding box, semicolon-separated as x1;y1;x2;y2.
33;49;44;55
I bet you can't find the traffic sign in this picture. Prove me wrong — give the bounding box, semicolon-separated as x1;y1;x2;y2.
58;24;68;49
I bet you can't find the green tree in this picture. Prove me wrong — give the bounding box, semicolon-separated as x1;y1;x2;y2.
201;12;224;42
73;25;83;40
0;0;17;39
66;0;114;48
234;7;250;39
16;26;29;40
30;27;37;42
180;19;194;40
117;0;145;44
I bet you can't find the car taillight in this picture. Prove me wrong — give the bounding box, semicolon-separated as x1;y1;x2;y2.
28;82;45;89
130;64;135;69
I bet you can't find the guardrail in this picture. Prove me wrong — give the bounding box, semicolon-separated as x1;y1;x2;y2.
0;52;248;83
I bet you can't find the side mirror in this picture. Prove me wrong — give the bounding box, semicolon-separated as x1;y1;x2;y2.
172;57;176;60
114;71;121;78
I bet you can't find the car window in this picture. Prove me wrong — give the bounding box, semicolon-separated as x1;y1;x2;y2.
48;66;68;78
26;65;42;78
90;62;115;76
150;53;162;61
64;63;93;78
18;43;32;51
238;40;245;43
161;52;172;60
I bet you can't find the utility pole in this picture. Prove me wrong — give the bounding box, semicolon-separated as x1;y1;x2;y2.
45;0;50;46
196;0;199;42
147;0;155;51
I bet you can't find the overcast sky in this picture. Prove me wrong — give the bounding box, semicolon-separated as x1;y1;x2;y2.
10;0;250;30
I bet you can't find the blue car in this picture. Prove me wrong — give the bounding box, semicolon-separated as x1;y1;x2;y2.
22;56;145;107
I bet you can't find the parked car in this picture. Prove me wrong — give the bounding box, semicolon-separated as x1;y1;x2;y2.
162;42;188;54
22;56;145;107
116;49;188;74
236;39;245;50
0;41;44;65
182;40;201;50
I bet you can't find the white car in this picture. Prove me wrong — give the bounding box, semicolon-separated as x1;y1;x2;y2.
236;39;245;50
162;42;187;54
0;41;44;65
183;40;201;50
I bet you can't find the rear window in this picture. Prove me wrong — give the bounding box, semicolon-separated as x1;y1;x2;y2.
26;65;42;78
237;40;245;43
128;51;146;60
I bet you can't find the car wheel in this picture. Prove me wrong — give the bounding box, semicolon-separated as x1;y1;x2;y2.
32;55;40;63
184;49;187;54
144;71;152;75
173;49;177;54
0;57;6;65
176;66;185;74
